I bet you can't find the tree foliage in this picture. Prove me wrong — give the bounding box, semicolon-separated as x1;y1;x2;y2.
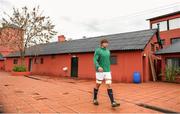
2;6;57;47
1;6;57;65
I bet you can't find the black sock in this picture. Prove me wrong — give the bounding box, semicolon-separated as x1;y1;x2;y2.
93;88;98;100
107;89;114;104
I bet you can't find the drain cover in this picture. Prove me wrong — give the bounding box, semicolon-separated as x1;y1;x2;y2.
67;81;76;84
32;92;40;95
62;92;69;95
14;90;24;93
35;97;48;100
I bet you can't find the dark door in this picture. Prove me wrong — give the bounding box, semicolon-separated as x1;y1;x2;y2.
71;57;78;77
28;58;33;72
156;60;162;81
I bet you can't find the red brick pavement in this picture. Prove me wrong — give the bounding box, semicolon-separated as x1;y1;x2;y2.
0;71;179;113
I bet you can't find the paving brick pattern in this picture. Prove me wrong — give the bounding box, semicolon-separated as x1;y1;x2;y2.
0;71;179;113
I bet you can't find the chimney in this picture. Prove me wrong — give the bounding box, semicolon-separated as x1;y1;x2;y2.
58;35;66;42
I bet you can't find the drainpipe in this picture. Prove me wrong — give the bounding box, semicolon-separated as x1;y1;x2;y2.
156;24;163;49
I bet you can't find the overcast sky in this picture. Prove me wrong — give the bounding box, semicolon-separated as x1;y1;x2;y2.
0;0;180;41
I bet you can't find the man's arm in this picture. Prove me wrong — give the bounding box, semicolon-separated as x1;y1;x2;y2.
93;49;100;70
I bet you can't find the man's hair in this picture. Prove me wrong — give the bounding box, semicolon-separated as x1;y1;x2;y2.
100;39;109;45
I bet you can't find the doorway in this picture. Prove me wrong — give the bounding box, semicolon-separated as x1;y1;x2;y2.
71;57;78;77
28;58;33;72
155;59;162;81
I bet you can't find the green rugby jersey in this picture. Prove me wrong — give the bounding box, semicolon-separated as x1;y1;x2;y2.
93;47;111;72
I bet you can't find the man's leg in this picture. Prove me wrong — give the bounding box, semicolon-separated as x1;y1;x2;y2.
105;74;120;107
93;83;101;100
93;72;104;105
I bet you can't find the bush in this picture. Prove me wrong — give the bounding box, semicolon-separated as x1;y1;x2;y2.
165;66;180;81
13;65;27;72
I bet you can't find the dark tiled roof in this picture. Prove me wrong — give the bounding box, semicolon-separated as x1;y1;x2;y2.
147;11;180;21
6;29;157;57
155;42;180;55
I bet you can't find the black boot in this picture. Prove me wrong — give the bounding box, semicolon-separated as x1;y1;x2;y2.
93;88;99;105
107;89;120;107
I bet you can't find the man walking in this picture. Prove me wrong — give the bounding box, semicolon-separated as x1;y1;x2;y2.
93;39;120;107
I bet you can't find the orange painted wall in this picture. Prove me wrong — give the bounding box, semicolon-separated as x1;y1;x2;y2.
159;29;180;48
5;50;145;83
78;51;144;82
111;51;143;82
5;57;29;72
32;54;72;76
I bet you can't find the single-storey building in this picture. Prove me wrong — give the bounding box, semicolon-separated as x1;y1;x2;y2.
5;29;161;83
156;42;180;82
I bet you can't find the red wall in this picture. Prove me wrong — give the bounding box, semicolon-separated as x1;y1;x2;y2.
5;58;29;72
5;50;146;83
159;29;180;47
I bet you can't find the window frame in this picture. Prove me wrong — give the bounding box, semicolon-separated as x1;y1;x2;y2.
151;21;168;31
169;17;180;30
110;55;118;65
165;57;180;68
13;58;18;64
171;37;180;44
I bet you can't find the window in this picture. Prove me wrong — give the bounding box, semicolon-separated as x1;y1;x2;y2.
34;58;38;64
166;58;180;69
110;55;117;65
34;58;44;64
152;21;168;31
13;59;18;64
40;58;44;64
171;38;180;44
34;58;40;64
169;18;180;30
159;21;168;31
152;23;158;29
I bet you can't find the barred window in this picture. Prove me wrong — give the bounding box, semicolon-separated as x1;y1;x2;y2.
13;59;18;64
110;55;117;65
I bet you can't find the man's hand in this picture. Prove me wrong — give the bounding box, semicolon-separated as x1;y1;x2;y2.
98;67;103;72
